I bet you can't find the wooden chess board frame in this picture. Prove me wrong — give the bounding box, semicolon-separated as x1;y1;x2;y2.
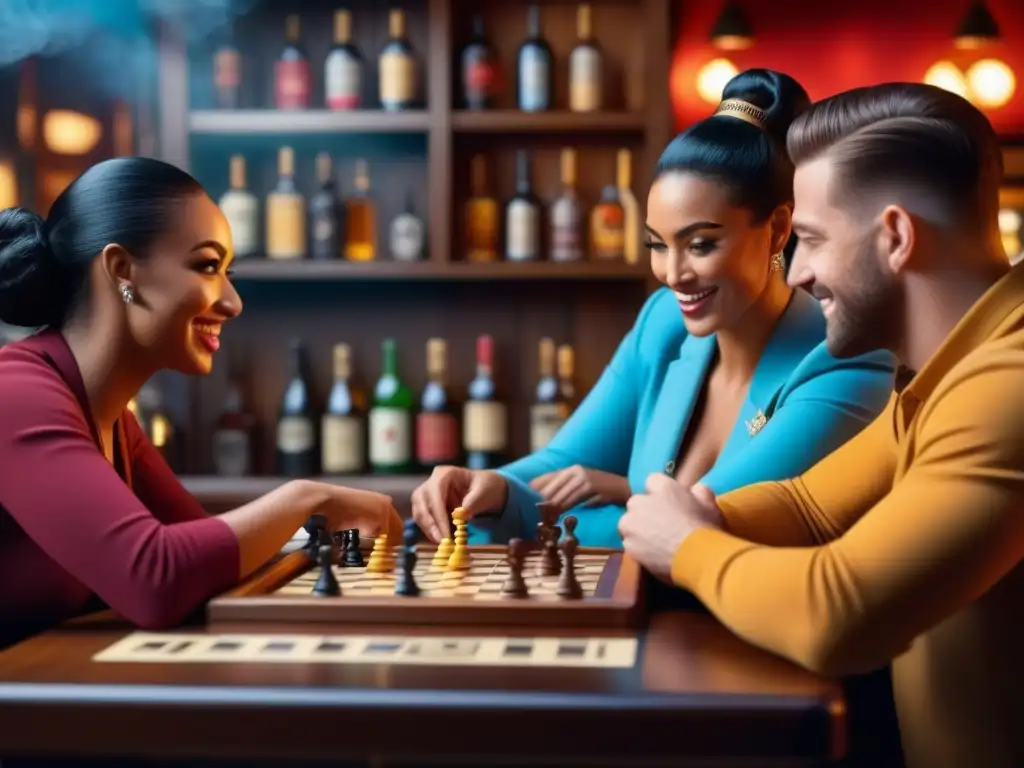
207;544;647;630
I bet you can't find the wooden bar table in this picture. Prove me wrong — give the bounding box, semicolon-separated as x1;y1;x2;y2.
0;605;846;767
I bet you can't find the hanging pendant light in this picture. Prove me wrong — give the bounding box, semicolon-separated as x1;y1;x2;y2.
955;1;1000;49
710;2;753;51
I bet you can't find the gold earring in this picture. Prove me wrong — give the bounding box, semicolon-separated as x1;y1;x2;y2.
769;252;785;273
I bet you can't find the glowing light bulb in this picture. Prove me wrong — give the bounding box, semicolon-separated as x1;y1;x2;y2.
965;59;1016;108
696;58;739;105
924;61;969;100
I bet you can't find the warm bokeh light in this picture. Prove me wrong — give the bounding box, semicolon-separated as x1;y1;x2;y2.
965;59;1016;108
924;61;969;99
998;207;1022;263
0;160;18;209
42;109;103;155
696;58;739;105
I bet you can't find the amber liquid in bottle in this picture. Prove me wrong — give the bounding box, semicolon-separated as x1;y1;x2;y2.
344;159;376;261
464;154;498;262
590;184;625;260
617;149;640;264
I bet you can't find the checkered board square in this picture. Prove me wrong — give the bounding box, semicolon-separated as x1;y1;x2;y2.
275;547;610;600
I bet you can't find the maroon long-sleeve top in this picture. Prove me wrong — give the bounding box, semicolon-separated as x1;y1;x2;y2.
0;330;240;648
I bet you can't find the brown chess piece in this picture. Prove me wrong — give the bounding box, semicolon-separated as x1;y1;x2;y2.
556;515;582;599
500;538;529;599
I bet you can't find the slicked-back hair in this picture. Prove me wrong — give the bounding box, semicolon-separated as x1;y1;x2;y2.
785;83;1003;232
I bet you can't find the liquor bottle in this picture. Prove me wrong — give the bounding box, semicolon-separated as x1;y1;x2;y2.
378;9;416;111
389;192;425;261
369;338;414;473
505;150;540;261
569;4;602;112
461;15;497;109
517;5;552;112
464;154;498;262
530;338;569;451
212;39;240;108
138;381;177;470
557;343;577;407
324;9;362;110
344;159;376;261
309;151;343;260
617;149;640;264
266;146;306;260
275;14;310;110
321;343;365;474
416;338;460;469
212;365;255;477
463;334;507;470
277;338;317;477
590;184;626;260
550;148;583;262
218;155;258;258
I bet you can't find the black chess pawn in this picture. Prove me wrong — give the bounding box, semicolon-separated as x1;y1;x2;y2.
501;538;529;599
312;544;341;596
395;544;420;597
342;529;364;567
556;520;582;600
403;517;421;548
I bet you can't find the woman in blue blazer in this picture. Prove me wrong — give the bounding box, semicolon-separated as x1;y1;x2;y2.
410;69;897;547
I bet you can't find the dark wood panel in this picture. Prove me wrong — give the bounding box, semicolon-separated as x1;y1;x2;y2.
0;611;846;765
226;259;650;280
452;110;645;133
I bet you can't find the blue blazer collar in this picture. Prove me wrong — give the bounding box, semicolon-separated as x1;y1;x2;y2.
645;289;825;471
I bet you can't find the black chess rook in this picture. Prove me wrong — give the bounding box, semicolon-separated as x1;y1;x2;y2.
342;529;364;567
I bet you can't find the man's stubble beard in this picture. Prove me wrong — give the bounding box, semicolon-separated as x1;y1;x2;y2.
825;230;903;359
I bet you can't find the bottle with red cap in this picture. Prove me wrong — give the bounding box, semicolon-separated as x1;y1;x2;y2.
462;334;507;470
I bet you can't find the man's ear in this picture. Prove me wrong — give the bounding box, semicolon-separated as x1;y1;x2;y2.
878;205;915;274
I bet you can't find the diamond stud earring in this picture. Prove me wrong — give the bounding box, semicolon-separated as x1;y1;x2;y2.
120;283;135;304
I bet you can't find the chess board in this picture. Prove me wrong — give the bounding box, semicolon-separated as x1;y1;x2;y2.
207;543;646;630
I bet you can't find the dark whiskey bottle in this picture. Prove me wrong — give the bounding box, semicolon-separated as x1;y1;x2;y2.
309;151;343;260
461;15;498;109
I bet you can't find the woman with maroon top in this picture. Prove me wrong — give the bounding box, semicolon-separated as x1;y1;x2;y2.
0;157;402;648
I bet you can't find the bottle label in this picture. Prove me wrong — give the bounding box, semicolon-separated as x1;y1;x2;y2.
214;49;240;88
313;215;335;245
506;200;539;260
266;192;306;259
569;47;601;112
550;197;582;261
464;59;495;101
518;48;549;111
530;403;568;452
380;52;414;106
463;401;507;452
213;428;251;476
369;406;411;465
322;414;364;473
416;412;459;464
390;213;424;260
592;204;625;259
277;415;314;453
219;192;259;256
325;52;362;109
275;59;311;109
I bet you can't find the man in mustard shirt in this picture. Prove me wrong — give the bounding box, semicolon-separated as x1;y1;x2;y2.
620;82;1024;768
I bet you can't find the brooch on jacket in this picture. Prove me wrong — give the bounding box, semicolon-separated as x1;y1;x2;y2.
745;408;767;436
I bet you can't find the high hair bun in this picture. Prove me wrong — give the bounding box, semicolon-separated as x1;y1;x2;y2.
0;207;63;328
719;68;811;146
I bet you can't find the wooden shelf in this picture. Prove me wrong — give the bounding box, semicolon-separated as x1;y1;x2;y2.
189;110;431;135
180;475;427;503
451;110;646;134
228;259;650;281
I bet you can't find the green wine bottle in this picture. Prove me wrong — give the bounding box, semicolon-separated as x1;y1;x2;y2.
369;338;414;473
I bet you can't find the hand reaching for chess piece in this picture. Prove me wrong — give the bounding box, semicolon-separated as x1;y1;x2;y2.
530;465;631;513
410;466;509;542
306;482;404;542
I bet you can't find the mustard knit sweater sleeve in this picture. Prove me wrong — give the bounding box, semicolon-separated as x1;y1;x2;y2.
669;363;1024;676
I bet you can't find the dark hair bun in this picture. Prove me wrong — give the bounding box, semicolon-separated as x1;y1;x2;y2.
0;207;61;327
721;68;811;146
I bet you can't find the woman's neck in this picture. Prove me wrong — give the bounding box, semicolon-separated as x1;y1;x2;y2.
714;278;793;384
61;320;156;435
